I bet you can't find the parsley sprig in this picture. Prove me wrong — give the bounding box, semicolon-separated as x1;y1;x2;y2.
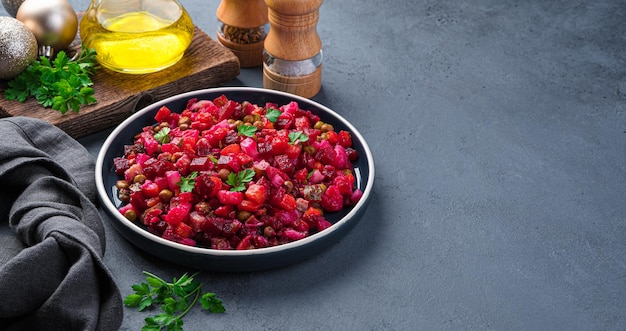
237;124;257;137
266;108;281;122
3;45;99;114
226;169;255;192
124;271;225;331
289;131;309;145
178;172;198;193
154;127;171;143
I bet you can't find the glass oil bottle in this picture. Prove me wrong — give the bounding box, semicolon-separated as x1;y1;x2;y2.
80;0;194;74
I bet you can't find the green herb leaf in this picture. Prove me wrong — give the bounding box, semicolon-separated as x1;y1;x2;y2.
226;169;255;192
154;127;171;144
3;45;99;114
266;108;281;122
178;172;197;193
126;271;225;331
200;292;226;313
289;131;309;145
237;124;257;137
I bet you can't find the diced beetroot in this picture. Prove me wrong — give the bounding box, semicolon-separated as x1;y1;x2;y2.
142;158;176;179
113;157;129;176
188;210;207;232
153;176;168;191
348;189;363;205
315;141;335;165
124;163;143;183
245;183;268;204
204;126;229;147
332;145;348;169
236;235;254;250
253;235;270;248
189;156;213;172
174;154;192;175
238;199;261;212
316;217;332;231
346;147;359;161
277;194;297;211
174;221;194;238
140;131;160;155
154;105;171;122
276;112;294;129
220;143;241;155
294;116;310;130
178;238;197;246
270;173;285;188
194;174;222;199
129;190;147;212
141;181;160;197
211;237;232;250
203;217;242;237
214;204;234;218
165;202;191;226
274;154;294;173
165;170;181;192
338;130;353;148
281;228;307;241
217;190;244;205
274;209;298;226
307;169;325;184
332;174;354;196
321;185;343;212
240;137;259;159
270;134;289;155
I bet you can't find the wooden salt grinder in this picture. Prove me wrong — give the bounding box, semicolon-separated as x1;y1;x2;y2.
263;0;323;98
216;0;268;67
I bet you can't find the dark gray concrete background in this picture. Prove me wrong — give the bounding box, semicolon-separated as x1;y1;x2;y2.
4;0;625;329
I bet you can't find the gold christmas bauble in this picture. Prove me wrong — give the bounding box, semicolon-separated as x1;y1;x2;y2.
0;16;38;80
1;0;26;17
16;0;77;52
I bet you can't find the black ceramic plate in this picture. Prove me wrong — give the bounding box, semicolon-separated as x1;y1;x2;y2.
95;87;375;272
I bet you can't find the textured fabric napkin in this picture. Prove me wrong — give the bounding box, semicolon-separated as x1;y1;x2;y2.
0;117;122;330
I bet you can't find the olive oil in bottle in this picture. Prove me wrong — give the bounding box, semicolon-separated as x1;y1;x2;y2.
80;0;194;74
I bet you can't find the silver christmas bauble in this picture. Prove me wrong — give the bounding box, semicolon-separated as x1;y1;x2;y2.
1;0;25;17
0;16;38;80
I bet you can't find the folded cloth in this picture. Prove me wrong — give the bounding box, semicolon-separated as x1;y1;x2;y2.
0;117;122;331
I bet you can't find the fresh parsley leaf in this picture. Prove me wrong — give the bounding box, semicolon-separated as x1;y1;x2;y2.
200;293;226;313
226;169;255;192
154;127;170;144
237;125;257;137
125;271;225;331
178;172;197;193
266;108;281;122
3;45;99;114
289;131;309;145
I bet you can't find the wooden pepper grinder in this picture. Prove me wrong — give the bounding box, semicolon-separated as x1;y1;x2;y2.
216;0;268;67
263;0;323;98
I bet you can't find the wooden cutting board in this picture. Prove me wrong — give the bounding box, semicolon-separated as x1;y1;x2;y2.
0;26;240;138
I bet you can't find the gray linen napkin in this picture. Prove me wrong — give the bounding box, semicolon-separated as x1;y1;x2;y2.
0;117;122;330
